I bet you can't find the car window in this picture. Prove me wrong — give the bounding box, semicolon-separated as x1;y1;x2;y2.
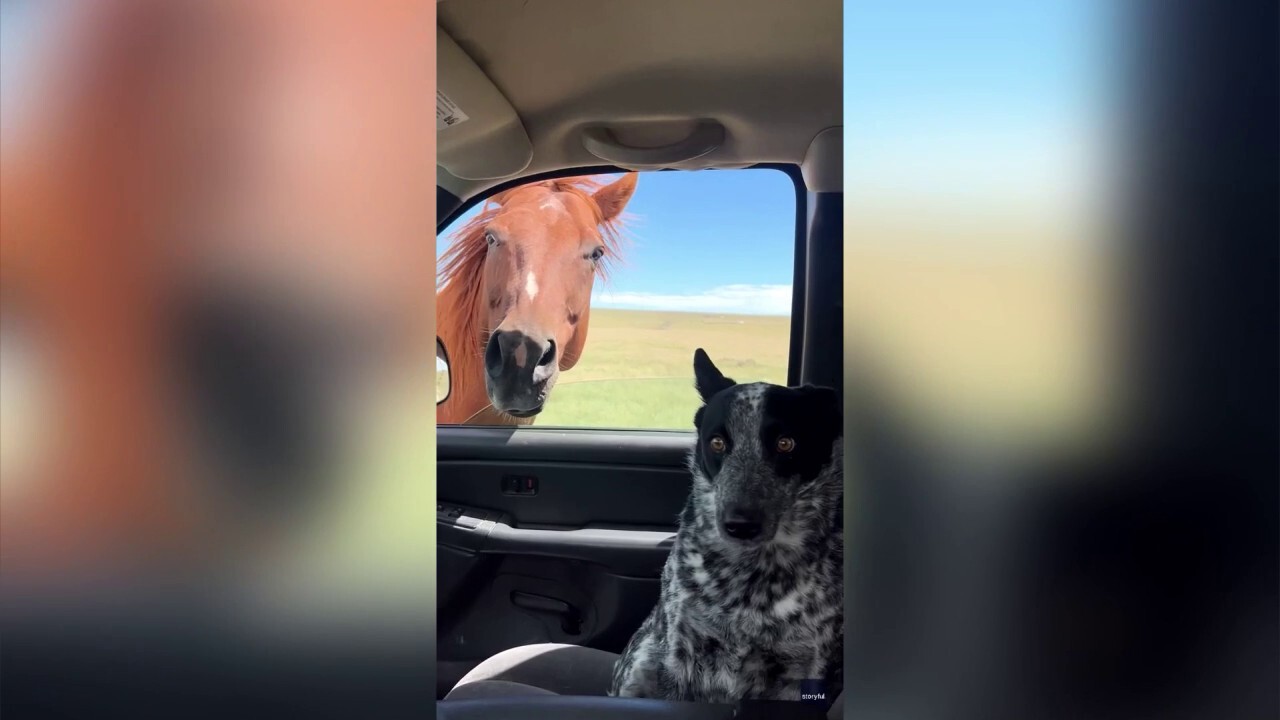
436;168;796;430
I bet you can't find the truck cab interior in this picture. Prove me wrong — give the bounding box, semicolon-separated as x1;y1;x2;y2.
434;1;842;717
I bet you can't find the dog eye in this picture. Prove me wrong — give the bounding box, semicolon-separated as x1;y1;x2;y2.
709;436;727;454
776;436;796;453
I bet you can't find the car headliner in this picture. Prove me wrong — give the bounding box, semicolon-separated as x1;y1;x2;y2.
437;0;841;198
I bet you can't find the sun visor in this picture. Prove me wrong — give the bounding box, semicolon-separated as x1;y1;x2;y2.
437;25;533;180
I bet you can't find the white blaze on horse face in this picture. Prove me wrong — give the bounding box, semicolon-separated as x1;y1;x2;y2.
525;270;539;300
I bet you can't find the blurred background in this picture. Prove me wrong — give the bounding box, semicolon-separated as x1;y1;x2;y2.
844;1;1120;451
841;3;1276;720
2;1;436;714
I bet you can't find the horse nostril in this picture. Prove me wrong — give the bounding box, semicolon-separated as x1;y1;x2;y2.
484;333;504;378
537;339;557;368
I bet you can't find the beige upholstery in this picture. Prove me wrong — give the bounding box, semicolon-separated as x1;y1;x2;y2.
443;679;558;701
444;642;844;719
444;643;619;700
436;0;842;198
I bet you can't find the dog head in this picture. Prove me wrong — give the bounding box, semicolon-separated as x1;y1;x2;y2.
689;348;842;547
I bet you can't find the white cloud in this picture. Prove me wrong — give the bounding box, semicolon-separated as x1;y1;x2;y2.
595;284;792;316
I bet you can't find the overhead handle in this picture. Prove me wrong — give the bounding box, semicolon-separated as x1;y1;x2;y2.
581;121;724;167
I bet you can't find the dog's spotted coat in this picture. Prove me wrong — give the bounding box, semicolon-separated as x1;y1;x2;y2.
609;349;843;705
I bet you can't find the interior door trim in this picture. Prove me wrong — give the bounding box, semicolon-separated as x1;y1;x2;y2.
437;426;694;467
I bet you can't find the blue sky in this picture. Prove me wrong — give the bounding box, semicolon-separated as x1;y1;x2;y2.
845;1;1115;210
439;169;798;316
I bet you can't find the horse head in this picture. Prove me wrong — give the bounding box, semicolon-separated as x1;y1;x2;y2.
440;173;637;421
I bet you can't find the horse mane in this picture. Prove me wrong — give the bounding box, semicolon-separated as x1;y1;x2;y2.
436;177;628;409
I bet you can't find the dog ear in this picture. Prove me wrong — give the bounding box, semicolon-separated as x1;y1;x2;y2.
693;348;735;403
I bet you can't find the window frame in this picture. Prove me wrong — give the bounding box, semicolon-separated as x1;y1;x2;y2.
435;163;807;432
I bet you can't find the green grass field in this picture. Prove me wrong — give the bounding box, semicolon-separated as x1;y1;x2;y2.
537;309;790;429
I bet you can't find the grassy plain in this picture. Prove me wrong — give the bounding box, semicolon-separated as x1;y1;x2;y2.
537;309;790;429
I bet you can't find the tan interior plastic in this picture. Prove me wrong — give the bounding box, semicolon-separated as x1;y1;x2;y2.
437;0;841;198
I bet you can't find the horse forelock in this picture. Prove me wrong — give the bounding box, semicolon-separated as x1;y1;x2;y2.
436;176;628;299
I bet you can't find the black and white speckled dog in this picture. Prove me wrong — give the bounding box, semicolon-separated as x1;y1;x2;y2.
609;348;843;704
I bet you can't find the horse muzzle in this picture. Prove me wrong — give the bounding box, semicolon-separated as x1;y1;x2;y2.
484;330;556;416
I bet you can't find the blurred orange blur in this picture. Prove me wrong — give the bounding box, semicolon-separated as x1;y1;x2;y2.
1;0;435;582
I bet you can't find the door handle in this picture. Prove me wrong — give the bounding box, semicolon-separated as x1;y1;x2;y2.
509;591;582;636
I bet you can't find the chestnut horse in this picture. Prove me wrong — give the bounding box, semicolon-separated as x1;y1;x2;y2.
437;174;638;425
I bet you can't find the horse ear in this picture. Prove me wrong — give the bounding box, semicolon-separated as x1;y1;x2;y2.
693;348;735;403
592;172;638;223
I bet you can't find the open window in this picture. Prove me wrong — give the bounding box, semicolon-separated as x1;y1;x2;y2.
435;167;802;431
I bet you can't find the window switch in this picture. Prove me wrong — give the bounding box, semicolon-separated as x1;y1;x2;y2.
502;475;538;496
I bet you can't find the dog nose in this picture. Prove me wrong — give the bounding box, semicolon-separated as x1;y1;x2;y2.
721;507;764;541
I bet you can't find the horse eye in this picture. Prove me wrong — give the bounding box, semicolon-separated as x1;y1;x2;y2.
709;435;727;454
485;232;499;247
776;436;796;453
588;246;605;262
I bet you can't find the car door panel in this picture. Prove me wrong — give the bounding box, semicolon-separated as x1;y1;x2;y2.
435;428;694;697
437;426;693;466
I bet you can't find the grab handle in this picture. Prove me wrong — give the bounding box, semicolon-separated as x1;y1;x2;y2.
581;121;724;167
